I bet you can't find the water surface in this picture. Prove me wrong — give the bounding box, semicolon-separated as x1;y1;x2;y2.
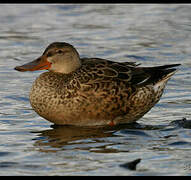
0;4;191;176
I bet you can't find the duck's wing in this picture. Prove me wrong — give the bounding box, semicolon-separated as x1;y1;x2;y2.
80;58;137;82
80;58;180;86
129;64;181;86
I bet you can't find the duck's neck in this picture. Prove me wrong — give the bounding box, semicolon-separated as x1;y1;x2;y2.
59;58;81;74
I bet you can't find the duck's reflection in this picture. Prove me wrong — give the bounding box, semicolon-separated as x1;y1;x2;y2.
32;122;164;153
32;123;143;153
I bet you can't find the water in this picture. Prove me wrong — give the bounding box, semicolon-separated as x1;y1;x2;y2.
0;4;191;176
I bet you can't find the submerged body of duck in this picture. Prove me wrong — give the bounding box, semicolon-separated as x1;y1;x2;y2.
15;42;180;126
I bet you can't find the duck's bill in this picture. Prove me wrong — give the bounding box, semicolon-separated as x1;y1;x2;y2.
14;56;51;72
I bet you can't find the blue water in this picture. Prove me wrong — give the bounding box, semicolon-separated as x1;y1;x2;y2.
0;4;191;175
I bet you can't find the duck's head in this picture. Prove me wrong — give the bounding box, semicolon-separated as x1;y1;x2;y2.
15;42;81;74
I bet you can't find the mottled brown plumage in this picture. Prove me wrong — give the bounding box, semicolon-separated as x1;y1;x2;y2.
15;42;180;126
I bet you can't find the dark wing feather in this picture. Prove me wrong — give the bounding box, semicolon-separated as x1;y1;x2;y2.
80;58;135;82
130;64;181;86
80;58;180;86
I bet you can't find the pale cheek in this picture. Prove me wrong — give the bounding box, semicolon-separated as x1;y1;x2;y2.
49;64;64;73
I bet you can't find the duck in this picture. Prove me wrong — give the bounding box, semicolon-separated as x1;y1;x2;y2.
14;42;180;126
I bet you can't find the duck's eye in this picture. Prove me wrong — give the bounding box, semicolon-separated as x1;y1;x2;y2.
57;50;63;54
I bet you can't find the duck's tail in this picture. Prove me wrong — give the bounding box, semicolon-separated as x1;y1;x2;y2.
132;63;181;87
146;63;181;83
144;64;181;93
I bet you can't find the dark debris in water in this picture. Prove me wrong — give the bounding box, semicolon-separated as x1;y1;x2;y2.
120;158;141;171
169;118;191;129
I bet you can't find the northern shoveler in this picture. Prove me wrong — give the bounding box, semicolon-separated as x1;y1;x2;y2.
15;42;180;126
